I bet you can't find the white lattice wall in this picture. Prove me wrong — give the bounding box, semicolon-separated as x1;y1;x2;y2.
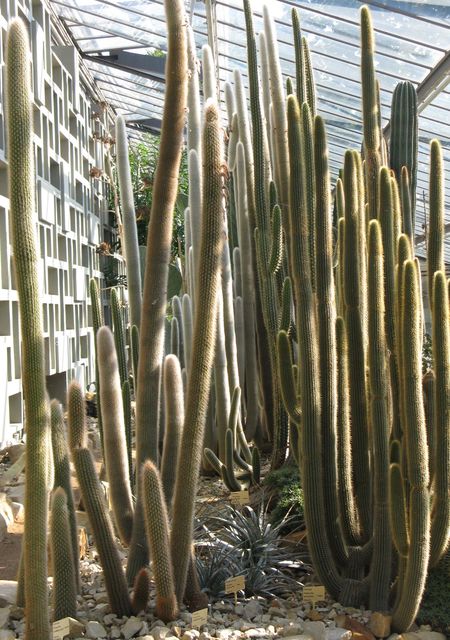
0;0;117;444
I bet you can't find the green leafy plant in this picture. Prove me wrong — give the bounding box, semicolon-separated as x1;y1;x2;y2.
265;466;304;533
417;551;450;636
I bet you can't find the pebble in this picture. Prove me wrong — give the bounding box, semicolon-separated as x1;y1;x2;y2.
122;616;144;638
85;620;107;638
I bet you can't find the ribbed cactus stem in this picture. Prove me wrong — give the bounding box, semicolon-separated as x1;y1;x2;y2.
292;8;306;106
68;381;132;616
429;271;450;567
427;140;444;314
97;326;134;546
286;94;342;598
392;260;430;631
129;0;187;584
263;5;290;225
115;115;142;329
314;115;347;565
6;19;50;638
302;37;316;117
360;5;380;221
90;278;104;450
50;488;77;621
111;288;128;387
51;400;79;591
344;150;371;539
161;355;184;508
187;25;201;156
171;101;225;604
367;220;391;611
202;44;217;102
132;568;150;615
142;461;178;622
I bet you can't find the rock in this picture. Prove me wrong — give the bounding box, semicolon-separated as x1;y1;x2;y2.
85;620;107;638
122;616;144;639
0;582;17;607
399;634;446;640
368;613;391;639
1;443;25;464
282;625;305;637
216;631;235;640
325;630;352;640
279;637;313;640
139;637;156;640
0;631;15;640
244;602;263;621
151;626;173;640
0;608;9;629
307;611;325;622
303;622;326;640
181;631;200;640
245;628;271;638
335;617;376;640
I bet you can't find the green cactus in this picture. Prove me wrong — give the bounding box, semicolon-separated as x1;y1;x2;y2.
68;381;132;616
161;355;184;508
170;101;225;604
132;568;150;615
292;8;306;107
51;400;79;591
6;18;50;639
389;81;418;228
142;461;178;622
427;140;445;314
97;326;134;546
115;115;142;329
360;5;381;222
110;288;128;387
90;278;104;450
50;488;77;621
128;0;188;584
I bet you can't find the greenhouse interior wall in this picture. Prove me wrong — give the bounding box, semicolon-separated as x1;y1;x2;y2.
0;0;116;445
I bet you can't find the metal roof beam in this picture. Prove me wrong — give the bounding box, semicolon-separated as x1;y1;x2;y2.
83;50;166;83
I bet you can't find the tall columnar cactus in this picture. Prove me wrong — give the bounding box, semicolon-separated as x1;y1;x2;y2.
50;488;77;621
68;381;132;616
170;101;225;604
115;115;142;329
161;354;184;508
360;5;381;222
142;461;178;622
51;400;79;591
427;140;444;314
389;81;418;229
97;326;134;545
90;278;104;449
128;0;188;584
6;19;50;639
131;568;150;615
110;288;128;387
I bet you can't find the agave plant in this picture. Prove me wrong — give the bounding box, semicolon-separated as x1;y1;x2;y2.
194;505;311;599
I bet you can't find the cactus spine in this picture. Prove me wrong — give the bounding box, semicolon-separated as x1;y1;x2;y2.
50;488;77;621
161;354;184;508
6;19;50;639
128;0;188;584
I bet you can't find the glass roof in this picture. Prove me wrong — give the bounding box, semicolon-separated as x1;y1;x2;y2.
49;0;450;260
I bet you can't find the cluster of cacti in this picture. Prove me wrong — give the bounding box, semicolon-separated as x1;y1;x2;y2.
6;0;449;635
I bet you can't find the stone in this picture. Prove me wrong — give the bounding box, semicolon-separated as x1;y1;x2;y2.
151;626;173;640
181;631;200;640
303;621;326;640
1;444;25;464
244;602;263;621
245;628;270;638
0;631;15;640
0;608;9;629
282;625;305;637
85;620;107;638
216;631;235;640
0;582;17;608
122;616;144;639
368;614;391;639
399;634;446;640
325;630;352;640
